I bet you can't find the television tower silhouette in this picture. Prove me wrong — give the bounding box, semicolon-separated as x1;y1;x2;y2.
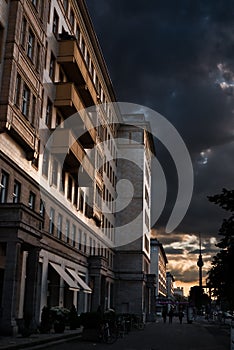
197;234;204;288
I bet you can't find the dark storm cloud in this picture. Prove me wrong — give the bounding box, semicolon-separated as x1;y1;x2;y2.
171;266;199;283
164;247;184;255
86;0;234;235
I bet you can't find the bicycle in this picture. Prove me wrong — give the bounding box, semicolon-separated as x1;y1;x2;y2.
131;315;145;330
98;321;118;344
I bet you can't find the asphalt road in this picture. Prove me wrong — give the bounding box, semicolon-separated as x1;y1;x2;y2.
46;318;230;350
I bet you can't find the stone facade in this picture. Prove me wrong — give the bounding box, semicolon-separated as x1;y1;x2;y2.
115;115;155;321
150;238;168;298
0;0;155;335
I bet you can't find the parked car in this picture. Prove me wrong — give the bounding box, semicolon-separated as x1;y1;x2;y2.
223;311;233;320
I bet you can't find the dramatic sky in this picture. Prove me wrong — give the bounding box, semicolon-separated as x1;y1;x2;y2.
86;1;234;295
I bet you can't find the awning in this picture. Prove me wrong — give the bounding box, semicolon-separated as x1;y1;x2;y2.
49;262;80;291
66;268;92;294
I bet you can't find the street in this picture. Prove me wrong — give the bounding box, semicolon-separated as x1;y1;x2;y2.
46;318;229;350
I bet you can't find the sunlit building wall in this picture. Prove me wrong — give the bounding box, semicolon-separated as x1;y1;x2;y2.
0;0;119;335
150;238;168;298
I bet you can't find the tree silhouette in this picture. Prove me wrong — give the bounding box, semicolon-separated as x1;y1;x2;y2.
207;188;234;310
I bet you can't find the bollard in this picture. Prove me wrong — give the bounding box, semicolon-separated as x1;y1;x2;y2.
231;320;234;350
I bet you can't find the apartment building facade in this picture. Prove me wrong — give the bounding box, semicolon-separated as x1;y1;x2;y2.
114;114;156;321
0;0;155;335
166;271;174;301
150;238;168;298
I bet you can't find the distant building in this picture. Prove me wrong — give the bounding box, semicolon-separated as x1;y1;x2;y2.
174;287;184;297
150;238;168;298
166;272;175;300
114;114;156;320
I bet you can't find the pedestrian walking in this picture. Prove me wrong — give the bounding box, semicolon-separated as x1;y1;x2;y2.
162;307;167;323
168;308;174;324
178;310;184;324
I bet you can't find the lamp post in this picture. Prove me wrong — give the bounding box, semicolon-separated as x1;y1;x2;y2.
197;234;204;289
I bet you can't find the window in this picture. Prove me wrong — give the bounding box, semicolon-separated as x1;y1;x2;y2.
78;229;82;250
70;9;75;29
40;0;45;19
145;210;149;230
76;24;80;42
81;38;85;55
67;176;73;201
49;52;55;81
65;219;70;243
42;148;49;177
79;190;84;212
60;168;65;193
48;0;51;23
95;185;102;209
20;17;27;48
31;95;36;126
36;43;40;71
27;29;35;60
89;237;92;255
144;235;149;253
86;51;90;67
0;23;4;63
21;83;30;117
13;180;21;203
89;62;94;77
44;41;48;68
63;0;68;12
57;214;63;239
32;0;38;8
39;199;45;229
45;98;52;128
15;74;21;107
0;171;9;203
83;232;87;253
145;186;149;206
71;224;76;247
49;207;55;234
74;182;78;208
52;158;58;186
59;68;64;82
55;113;61;127
52;9;59;35
28;191;36;210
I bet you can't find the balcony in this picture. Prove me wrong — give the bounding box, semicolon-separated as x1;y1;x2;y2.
4;108;39;160
0;203;42;238
49;128;94;186
93;203;102;227
54;82;96;148
57;39;98;107
95;170;103;190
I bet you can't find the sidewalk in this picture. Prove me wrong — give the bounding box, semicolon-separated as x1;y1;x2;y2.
0;328;82;350
196;315;232;328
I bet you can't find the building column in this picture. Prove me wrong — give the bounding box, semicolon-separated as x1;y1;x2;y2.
73;291;78;309
0;241;21;335
39;255;48;318
107;281;111;309
18;251;28;318
91;275;101;311
24;247;40;330
59;275;64;307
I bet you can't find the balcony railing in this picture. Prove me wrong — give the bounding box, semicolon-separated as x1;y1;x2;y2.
0;203;42;236
4;108;38;160
49;128;94;182
54;82;96;148
57;39;98;107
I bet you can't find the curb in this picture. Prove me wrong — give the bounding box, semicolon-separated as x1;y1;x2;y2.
0;330;82;350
